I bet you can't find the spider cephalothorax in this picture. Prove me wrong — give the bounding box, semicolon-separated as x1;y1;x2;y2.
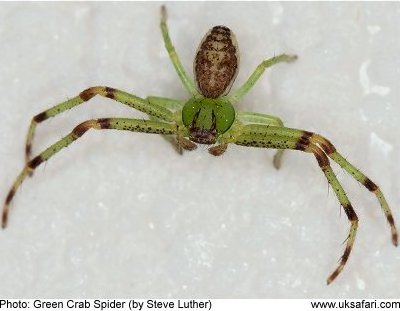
2;6;397;285
182;97;235;144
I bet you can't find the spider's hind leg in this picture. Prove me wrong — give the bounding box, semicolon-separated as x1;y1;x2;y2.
228;54;298;104
160;6;200;97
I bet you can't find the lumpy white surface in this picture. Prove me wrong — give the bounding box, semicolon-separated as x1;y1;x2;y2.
0;2;399;298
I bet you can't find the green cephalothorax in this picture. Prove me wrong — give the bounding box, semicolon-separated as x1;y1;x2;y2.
2;5;397;286
182;97;235;144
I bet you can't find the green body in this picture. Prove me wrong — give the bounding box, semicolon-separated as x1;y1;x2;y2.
182;97;235;144
2;6;397;286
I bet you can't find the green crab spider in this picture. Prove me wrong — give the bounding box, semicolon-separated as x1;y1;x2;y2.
2;6;398;285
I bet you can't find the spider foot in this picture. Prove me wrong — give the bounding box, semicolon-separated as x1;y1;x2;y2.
161;5;167;22
273;150;284;169
286;54;298;63
1;210;8;229
392;231;398;247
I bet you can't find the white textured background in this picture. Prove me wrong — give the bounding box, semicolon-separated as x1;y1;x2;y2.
0;2;399;298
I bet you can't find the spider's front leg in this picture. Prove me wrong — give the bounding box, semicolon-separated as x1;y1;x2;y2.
210;112;287;169
232;125;358;284
222;122;397;284
3;118;177;229
24;87;178;168
312;134;398;246
147;96;196;155
237;111;287;169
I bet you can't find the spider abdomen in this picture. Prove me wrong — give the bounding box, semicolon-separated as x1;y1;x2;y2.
194;26;239;98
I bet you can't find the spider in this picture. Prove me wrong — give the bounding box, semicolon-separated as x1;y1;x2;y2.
2;6;398;285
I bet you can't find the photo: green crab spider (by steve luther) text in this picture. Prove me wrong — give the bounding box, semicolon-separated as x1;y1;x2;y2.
2;6;398;285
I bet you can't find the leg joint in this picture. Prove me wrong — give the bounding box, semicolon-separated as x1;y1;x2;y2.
307;145;330;168
28;155;43;170
344;205;358;222
33;111;48;123
313;134;336;154
79;86;117;101
364;178;378;192
72;120;101;138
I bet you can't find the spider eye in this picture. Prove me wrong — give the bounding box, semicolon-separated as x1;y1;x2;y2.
194;26;240;98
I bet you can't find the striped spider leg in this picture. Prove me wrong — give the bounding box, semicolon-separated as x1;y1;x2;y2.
2;5;397;285
2;94;190;228
214;120;398;284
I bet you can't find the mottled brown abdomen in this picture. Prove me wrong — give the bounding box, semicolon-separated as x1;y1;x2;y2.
194;26;239;98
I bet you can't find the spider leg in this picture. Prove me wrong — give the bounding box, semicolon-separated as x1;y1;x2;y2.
237;111;286;169
304;144;358;284
311;134;398;246
25;87;176;166
227;54;298;104
234;127;358;284
3;118;176;229
160;6;200;97
231;124;398;247
147;97;188;155
224;123;396;283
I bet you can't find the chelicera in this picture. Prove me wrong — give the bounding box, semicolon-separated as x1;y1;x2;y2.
2;6;398;284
